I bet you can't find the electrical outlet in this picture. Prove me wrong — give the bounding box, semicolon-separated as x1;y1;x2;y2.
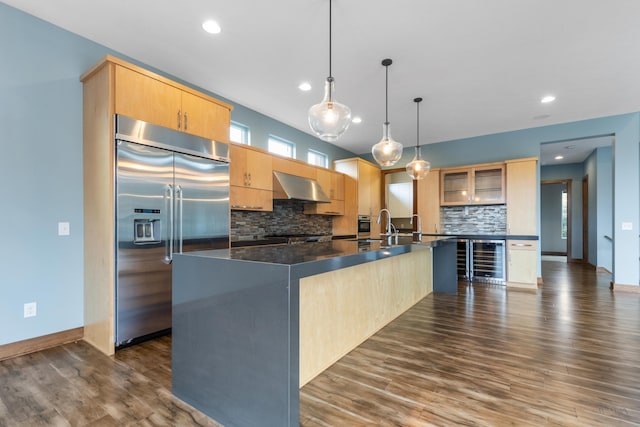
58;222;70;236
24;302;37;318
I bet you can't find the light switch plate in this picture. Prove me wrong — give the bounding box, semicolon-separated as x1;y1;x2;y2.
58;222;70;236
622;222;633;231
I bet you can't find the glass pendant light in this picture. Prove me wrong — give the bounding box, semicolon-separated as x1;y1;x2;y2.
372;59;403;166
308;0;351;142
406;97;431;180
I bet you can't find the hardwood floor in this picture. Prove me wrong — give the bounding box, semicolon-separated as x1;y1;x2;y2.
1;260;639;426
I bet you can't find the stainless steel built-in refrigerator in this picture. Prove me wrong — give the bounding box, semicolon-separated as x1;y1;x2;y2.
115;115;229;347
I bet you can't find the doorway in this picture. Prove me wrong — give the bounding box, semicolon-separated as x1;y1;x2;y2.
541;179;572;262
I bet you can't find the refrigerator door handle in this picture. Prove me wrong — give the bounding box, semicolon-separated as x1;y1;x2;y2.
176;185;184;254
163;184;174;264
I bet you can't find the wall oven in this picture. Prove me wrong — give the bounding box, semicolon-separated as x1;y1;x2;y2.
358;215;371;236
457;239;506;285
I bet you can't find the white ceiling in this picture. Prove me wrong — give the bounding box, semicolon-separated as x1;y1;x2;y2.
539;136;613;166
6;0;640;155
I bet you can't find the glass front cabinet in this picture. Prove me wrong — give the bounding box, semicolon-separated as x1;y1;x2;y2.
440;164;505;206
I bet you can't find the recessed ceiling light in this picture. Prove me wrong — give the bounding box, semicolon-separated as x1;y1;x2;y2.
298;82;312;91
352;117;362;124
541;95;556;104
555;155;564;160
533;114;551;120
202;20;221;34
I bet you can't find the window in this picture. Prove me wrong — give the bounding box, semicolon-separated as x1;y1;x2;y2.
561;190;568;239
268;135;295;158
230;122;250;145
307;149;328;168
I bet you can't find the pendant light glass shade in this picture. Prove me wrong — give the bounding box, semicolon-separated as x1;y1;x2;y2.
372;59;403;166
406;97;431;180
372;122;403;167
308;77;351;142
308;0;351;142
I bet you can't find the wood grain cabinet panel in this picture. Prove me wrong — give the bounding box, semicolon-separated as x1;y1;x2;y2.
114;65;182;131
180;91;230;143
114;63;231;142
507;240;538;288
417;168;440;234
506;158;537;235
229;144;273;211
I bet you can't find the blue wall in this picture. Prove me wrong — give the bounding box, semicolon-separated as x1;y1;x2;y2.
596;146;613;271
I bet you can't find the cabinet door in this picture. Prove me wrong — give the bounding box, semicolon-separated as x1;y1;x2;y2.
272;157;316;179
229;144;273;191
417;169;440;234
114;65;182;130
506;159;537;235
332;176;358;235
507;241;537;287
230;186;273;211
181;92;230;142
472;165;505;204
316;169;345;201
441;169;471;205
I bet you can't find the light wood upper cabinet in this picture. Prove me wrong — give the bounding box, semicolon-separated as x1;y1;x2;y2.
180;91;230;143
316;168;345;201
229;144;273;191
332;176;358;235
272;156;316;179
506;158;537;235
305;169;346;215
440;163;505;206
114;65;182;130
113;61;231;142
334;158;381;236
417;168;440;234
229;143;273;211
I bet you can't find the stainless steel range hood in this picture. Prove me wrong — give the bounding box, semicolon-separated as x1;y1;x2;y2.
273;171;330;203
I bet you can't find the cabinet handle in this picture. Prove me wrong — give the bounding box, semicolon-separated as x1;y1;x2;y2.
231;205;263;210
248;172;252;186
512;243;532;247
507;223;511;234
435;224;439;233
177;110;182;129
184;112;188;131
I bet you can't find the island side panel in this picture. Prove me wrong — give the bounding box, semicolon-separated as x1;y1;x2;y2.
172;254;297;427
433;239;458;294
298;249;433;387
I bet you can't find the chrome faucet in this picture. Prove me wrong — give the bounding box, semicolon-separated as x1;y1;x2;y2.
410;214;422;241
377;208;398;244
377;208;393;235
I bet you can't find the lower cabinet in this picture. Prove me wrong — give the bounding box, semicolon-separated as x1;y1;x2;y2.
230;186;273;211
507;240;538;288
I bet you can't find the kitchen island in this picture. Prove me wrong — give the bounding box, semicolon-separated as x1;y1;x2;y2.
172;236;453;427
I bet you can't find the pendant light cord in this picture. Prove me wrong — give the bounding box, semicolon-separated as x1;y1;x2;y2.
416;99;420;148
329;0;332;79
385;64;389;124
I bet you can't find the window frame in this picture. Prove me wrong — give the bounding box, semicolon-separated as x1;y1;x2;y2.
267;135;296;158
307;149;329;168
230;121;250;145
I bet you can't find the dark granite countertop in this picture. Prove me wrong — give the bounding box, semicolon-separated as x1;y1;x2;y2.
422;233;538;240
187;236;454;266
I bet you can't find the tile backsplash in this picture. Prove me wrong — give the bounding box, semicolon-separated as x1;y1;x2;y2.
441;205;507;234
230;200;332;241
